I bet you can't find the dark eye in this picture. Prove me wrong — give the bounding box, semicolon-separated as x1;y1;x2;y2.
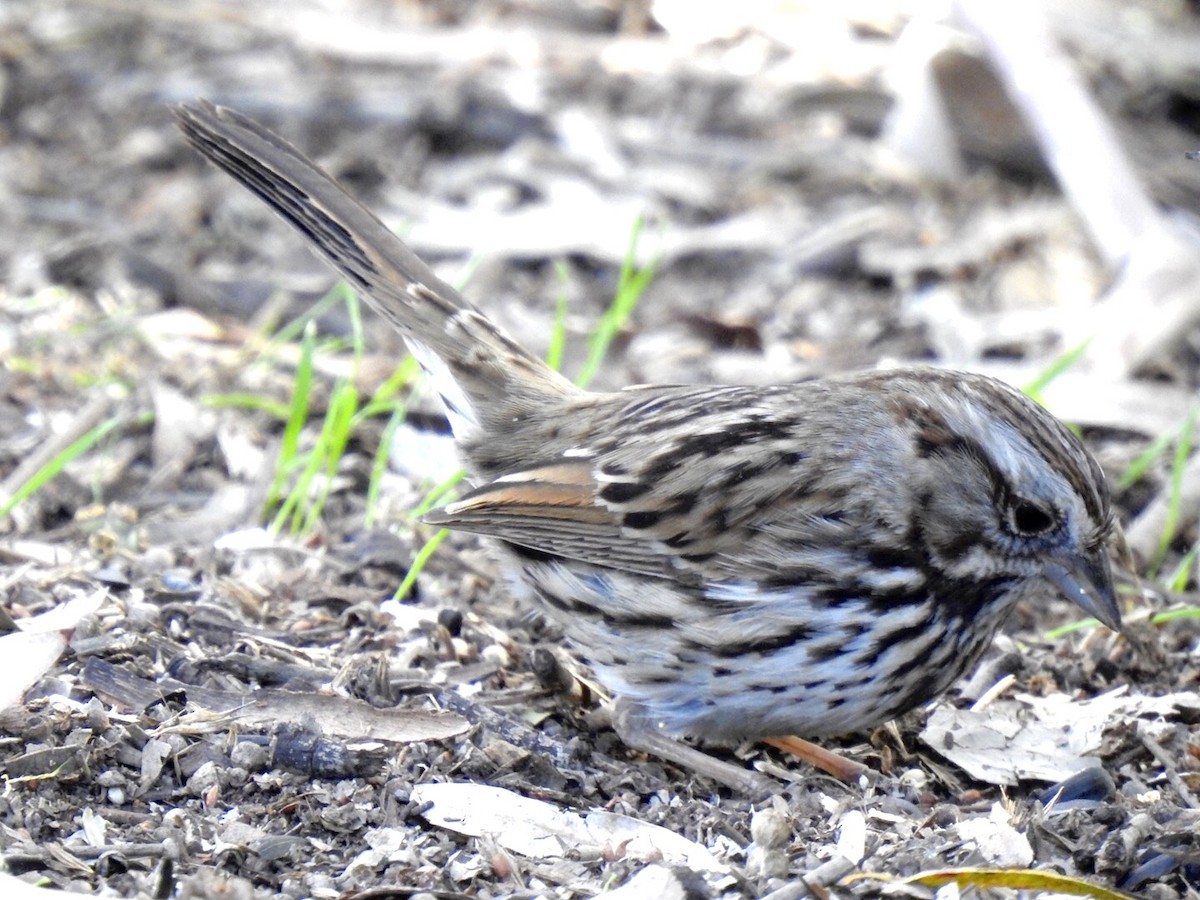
1009;499;1058;536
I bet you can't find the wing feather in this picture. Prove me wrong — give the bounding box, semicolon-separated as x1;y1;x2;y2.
422;461;679;578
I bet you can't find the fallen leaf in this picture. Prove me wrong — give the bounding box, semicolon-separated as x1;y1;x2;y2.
412;782;727;873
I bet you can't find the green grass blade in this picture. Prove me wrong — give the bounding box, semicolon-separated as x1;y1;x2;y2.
1023;339;1090;403
270;281;354;347
368;356;421;409
1150;405;1198;575
452;255;482;293
412;469;467;518
270;446;313;534
343;282;365;368
0;416;123;517
202;393;292;419
1043;617;1106;640
574;214;659;389
266;321;317;519
1149;605;1200;625
1166;543;1198;593
1118;429;1175;490
365;404;408;528
545;261;571;373
393;528;449;600
299;379;360;534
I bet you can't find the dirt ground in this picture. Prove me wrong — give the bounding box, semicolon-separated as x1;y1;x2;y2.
0;1;1198;898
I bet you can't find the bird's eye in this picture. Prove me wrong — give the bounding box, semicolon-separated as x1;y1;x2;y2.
1008;499;1059;536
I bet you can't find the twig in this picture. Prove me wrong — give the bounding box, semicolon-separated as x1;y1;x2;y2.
1139;730;1200;810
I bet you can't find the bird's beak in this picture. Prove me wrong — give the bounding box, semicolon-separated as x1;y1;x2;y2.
1043;547;1122;631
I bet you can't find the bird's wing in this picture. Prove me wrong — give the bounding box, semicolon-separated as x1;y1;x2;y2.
423;385;854;583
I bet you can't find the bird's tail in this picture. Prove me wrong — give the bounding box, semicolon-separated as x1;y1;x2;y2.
174;100;578;441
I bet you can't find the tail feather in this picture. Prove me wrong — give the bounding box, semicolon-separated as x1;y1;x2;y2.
174;100;577;439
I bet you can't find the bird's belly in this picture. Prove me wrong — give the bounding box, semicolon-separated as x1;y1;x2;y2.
515;557;1009;743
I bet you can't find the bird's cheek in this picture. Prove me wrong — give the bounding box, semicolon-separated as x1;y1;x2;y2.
935;543;1004;580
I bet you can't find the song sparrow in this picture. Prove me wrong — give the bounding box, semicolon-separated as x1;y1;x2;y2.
176;101;1122;795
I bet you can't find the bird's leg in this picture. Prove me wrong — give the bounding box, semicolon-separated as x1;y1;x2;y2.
763;736;869;782
611;699;778;798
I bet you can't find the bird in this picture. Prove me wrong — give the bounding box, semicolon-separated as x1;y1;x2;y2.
175;100;1122;795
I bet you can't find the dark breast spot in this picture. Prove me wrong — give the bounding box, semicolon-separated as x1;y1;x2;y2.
699;622;815;659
